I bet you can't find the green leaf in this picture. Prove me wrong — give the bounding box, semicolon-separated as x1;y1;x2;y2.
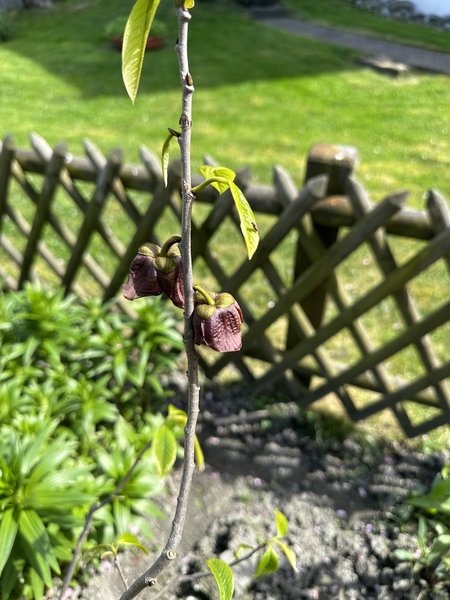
113;352;128;386
0;508;18;577
152;425;177;477
29;567;44;600
199;165;235;194
255;545;279;576
1;555;22;600
166;404;188;429
417;516;427;552
194;435;205;471
392;549;415;562
113;498;131;535
27;485;93;511
428;534;450;564
122;0;162;103
228;181;259;259
274;510;288;538
207;558;234;600
233;543;253;559
116;532;149;554
272;538;298;573
162;131;176;187
18;510;56;587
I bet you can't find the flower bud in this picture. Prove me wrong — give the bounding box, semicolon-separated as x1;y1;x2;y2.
193;289;243;352
122;243;162;300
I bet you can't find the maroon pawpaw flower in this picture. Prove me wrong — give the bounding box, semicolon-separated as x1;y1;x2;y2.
154;252;184;309
122;243;162;300
123;237;184;309
193;288;243;353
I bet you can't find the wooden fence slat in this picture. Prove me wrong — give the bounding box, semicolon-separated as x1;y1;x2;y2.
292;144;356;336
210;190;405;377
30;132;125;259
0;135;16;238
62;148;122;292
192;175;330;380
225;175;329;293
348;178;450;416
18;143;67;288
10;158;114;292
311;195;434;241
84;138;142;224
4;202;88;297
191;221;283;379
1;233;24;269
427;190;450;264
102;165;173;301
254;225;450;391
13;143;438;238
266;354;440;408
1;135;449;436
270;166;365;412
305;298;450;405
345;360;450;432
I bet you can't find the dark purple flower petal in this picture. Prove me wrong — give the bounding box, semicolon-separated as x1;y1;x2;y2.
122;246;162;301
193;294;243;352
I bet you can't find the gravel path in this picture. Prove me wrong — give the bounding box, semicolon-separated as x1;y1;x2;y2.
252;13;450;74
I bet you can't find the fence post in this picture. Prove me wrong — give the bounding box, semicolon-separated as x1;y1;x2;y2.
287;143;358;387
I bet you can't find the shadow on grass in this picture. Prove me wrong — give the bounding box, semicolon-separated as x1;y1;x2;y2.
7;1;359;98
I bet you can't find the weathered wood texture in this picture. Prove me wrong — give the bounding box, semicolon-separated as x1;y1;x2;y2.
0;133;448;437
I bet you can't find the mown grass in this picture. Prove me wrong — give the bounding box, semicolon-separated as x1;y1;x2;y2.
1;0;448;200
282;0;450;52
0;0;449;446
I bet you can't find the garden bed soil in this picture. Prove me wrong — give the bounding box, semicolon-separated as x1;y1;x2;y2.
72;383;449;600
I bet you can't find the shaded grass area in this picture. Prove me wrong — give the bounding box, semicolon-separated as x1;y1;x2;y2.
0;0;449;446
282;0;450;52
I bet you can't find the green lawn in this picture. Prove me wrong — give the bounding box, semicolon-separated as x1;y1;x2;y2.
0;0;449;446
282;0;450;52
0;0;448;203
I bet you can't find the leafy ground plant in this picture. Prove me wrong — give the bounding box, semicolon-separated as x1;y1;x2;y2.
394;463;450;589
0;285;183;599
0;421;94;600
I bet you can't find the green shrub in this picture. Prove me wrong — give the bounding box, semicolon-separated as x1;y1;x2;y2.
0;285;183;598
0;285;183;426
0;11;15;43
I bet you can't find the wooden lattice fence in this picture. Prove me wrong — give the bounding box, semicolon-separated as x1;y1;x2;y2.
0;133;449;437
